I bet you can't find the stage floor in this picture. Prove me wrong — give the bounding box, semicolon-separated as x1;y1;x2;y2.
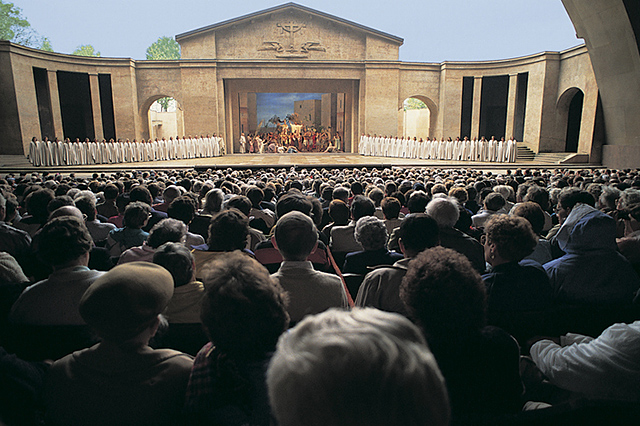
0;153;595;175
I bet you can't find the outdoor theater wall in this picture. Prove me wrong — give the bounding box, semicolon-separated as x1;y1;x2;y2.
0;3;604;164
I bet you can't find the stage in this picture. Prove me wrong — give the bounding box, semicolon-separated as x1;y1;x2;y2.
0;152;595;176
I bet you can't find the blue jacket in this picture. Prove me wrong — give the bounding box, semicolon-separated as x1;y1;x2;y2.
544;204;640;305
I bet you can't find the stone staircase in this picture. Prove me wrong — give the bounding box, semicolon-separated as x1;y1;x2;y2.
516;145;587;164
516;145;536;161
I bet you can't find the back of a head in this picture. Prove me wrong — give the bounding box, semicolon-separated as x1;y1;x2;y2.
351;195;375;221
397;213;439;257
380;196;401;220
274;211;318;261
162;185;181;204
167;196;197;225
406;191;430;214
123;201;151;229
426;197;460;228
227;195;252;217
484;214;537;263
74;195;97;221
484;192;506;212
332;186;349;203
201;251;289;360
246;186;264;208
129;185;153;205
328;200;350;225
354;216;387;251
267;308;450;426
34;215;93;267
276;192;313;219
153;242;194;287
147;218;187;249
524;185;550;211
512;201;545;236
203;188;224;214
208;208;249;251
400;247;486;341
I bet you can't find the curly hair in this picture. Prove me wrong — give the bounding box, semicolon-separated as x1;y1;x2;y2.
512;202;545;236
484;214;537;262
400;247;486;341
201;251;289;360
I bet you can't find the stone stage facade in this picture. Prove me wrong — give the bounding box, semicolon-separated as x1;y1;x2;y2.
1;2;638;168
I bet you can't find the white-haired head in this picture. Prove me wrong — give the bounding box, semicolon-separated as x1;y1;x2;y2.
267;308;450;426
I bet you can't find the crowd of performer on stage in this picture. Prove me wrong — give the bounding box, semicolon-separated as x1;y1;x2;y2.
28;135;225;166
238;125;342;154
359;134;518;163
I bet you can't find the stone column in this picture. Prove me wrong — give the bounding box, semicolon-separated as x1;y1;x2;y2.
505;73;519;140
47;70;64;140
470;76;482;139
89;73;104;141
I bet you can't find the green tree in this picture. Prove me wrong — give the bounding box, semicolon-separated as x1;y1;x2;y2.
403;98;428;111
146;36;180;111
40;37;53;52
146;36;180;60
0;1;45;48
73;44;101;57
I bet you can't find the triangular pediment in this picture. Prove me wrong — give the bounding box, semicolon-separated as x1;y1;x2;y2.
176;3;403;61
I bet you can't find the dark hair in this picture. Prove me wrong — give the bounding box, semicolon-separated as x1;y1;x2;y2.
524;186;550;211
401;247;486;342
153;242;194;287
381;197;401;219
167;196;197;225
201;251;289;359
123;201;151;228
74;195;96;221
208;209;249;251
328;200;350;225
226;195;252;217
47;195;75;214
484;192;506;211
34;216;93;266
407;191;430;214
276;192;313;218
398;213;439;255
129;185;153;205
351;195;375;221
26;188;55;223
246;186;264;208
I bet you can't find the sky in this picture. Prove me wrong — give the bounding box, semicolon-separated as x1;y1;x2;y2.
15;0;581;63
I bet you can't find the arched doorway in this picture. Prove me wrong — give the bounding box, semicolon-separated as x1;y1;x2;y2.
399;95;437;139
146;96;184;141
557;88;584;153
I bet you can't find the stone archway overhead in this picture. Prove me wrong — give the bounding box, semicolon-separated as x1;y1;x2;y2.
175;2;404;61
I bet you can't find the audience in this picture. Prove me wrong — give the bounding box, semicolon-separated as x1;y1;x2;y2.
2;164;640;423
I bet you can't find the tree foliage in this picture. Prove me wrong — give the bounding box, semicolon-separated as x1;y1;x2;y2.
40;37;53;52
146;36;180;60
0;1;47;48
73;44;101;57
146;36;180;111
404;98;428;111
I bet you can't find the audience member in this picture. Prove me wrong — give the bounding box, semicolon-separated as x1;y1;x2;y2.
342;216;403;275
43;262;194;425
267;308;450;426
271;211;348;324
184;252;289;425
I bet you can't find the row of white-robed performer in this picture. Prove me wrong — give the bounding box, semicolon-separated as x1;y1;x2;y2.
358;135;518;163
28;136;225;167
